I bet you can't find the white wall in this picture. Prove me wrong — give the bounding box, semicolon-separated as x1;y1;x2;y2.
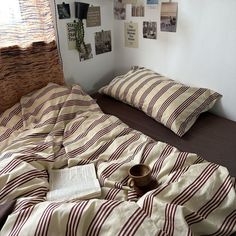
51;0;114;93
113;0;236;121
51;0;236;121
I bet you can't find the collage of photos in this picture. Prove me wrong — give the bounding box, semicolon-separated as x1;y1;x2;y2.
58;1;178;62
114;0;178;47
59;2;112;63
120;1;178;48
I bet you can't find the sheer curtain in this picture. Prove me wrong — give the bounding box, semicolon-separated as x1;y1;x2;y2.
0;0;64;113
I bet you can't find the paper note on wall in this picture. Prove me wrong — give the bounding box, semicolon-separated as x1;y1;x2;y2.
79;44;93;61
86;6;101;27
122;0;137;5
114;0;126;20
124;22;139;48
131;0;145;17
160;2;178;32
95;30;112;55
67;22;76;50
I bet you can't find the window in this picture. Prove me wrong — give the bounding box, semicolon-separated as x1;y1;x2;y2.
0;0;55;48
0;0;22;25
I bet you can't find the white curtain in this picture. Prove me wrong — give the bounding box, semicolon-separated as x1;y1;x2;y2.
0;0;64;113
0;0;55;48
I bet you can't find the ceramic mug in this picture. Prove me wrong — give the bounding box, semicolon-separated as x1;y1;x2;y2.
128;164;152;188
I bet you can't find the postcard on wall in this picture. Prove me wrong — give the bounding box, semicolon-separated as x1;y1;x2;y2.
123;0;137;4
124;22;138;48
146;0;158;9
160;2;178;32
79;44;93;61
132;0;145;17
67;22;76;50
86;6;101;27
114;0;126;20
147;0;158;4
57;3;71;19
143;21;157;39
95;30;112;55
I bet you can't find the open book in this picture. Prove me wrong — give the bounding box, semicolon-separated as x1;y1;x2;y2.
46;163;101;201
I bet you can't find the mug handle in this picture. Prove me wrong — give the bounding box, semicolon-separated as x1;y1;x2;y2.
128;178;135;188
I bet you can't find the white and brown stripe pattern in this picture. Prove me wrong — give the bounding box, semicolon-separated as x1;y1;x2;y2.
86;200;123;236
161;163;219;235
8;205;35;236
100;68;222;136
0;169;48;202
65;201;89;236
34;203;61;236
185;175;234;226
118;207;148;236
0;83;235;236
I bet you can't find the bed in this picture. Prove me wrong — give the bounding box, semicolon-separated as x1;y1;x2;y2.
92;93;236;178
0;79;236;235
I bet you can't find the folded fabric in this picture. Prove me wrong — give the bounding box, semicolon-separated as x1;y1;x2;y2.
0;200;16;230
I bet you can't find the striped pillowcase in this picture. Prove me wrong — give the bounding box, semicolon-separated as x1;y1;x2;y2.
99;68;222;136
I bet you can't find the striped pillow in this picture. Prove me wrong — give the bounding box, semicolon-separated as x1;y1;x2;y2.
99;68;222;136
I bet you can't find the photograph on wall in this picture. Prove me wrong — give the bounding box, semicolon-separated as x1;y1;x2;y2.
67;22;76;50
57;3;71;19
86;6;101;27
114;0;126;20
160;2;178;32
146;0;158;9
124;22;138;48
79;44;93;61
95;30;112;55
123;0;137;4
132;0;145;17
147;0;158;4
143;21;157;39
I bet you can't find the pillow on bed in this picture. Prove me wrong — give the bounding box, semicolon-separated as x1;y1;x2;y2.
99;68;222;136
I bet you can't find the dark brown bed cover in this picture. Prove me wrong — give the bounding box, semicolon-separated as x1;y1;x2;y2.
92;93;236;177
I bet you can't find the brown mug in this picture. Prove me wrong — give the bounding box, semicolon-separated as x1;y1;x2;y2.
128;164;152;188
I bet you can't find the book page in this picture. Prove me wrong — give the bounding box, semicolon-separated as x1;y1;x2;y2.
47;163;101;201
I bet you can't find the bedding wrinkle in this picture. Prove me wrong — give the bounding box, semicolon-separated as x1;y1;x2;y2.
114;69;144;99
0;84;235;235
146;82;176;116
99;139;146;187
123;72;156;104
155;86;189;122
177;91;221;136
165;88;206;129
137;78;165;110
130;75;159;106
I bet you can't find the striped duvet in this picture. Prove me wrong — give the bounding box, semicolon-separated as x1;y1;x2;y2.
0;83;235;236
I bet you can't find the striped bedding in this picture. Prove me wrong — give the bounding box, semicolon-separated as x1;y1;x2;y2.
0;83;235;236
99;68;222;137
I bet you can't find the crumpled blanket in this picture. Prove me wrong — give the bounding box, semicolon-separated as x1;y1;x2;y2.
0;83;235;236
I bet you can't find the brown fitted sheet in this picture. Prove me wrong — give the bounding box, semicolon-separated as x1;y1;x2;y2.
92;93;236;177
